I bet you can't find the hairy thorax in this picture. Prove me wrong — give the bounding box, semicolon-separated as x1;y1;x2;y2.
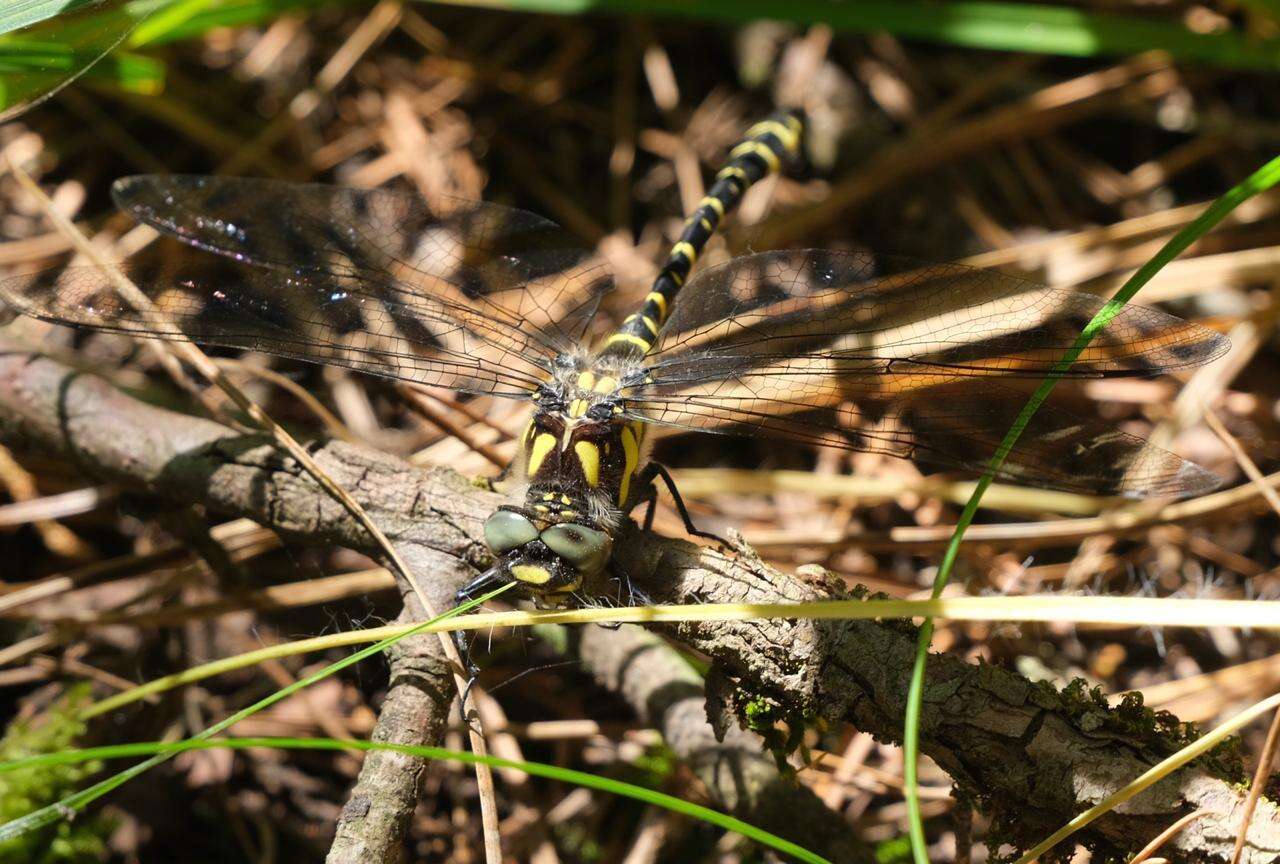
510;350;650;532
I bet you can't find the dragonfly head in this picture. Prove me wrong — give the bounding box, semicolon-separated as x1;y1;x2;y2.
483;506;613;595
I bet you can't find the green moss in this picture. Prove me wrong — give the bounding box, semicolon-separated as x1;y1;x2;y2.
0;687;112;864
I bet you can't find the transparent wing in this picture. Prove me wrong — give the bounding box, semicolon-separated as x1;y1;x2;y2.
627;250;1229;497
111;175;613;350
0;238;605;398
1;177;618;398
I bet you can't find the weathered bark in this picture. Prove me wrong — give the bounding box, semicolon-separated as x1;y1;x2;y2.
327;599;454;864
579;623;876;864
1;351;1275;862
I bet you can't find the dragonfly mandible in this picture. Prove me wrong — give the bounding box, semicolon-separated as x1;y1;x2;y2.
0;110;1228;648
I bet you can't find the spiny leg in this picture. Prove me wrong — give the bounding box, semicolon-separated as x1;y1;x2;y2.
599;558;654;620
635;461;729;546
452;566;509;712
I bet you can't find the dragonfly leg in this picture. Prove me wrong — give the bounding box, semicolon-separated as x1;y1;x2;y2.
635;462;730;547
452;566;508;714
600;559;653;619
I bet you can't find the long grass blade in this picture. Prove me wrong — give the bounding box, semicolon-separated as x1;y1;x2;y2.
0;583;514;843
74;595;1280;721
433;0;1280;70
901;152;1280;863
0;736;832;864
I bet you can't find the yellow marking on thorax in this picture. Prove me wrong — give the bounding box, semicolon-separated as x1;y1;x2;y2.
575;440;600;487
576;370;596;390
527;432;556;478
618;424;641;506
511;564;551;585
592;375;618;394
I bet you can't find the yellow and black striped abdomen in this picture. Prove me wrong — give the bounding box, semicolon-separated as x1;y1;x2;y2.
601;109;802;358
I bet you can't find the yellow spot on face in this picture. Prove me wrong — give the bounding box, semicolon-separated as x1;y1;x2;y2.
618;425;640;505
576;370;596;390
550;577;581;594
575;440;601;487
593;375;618;394
645;291;667;319
606;333;651;352
511;564;551;585
672;241;697;265
700;195;725;217
527;432;556;478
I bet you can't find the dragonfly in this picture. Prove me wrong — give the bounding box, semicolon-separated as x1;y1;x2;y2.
0;111;1228;641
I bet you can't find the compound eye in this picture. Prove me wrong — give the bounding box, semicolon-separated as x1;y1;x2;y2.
541;523;612;574
484;510;539;554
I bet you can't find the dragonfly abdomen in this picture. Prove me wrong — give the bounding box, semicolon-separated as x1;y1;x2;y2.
600;109;803;358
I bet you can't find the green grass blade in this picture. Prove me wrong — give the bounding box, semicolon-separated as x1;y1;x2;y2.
73;594;1280;721
123;0;340;45
0;736;832;864
901;152;1280;863
0;0;110;36
0;582;514;844
0;0;158;119
431;0;1280;71
10;0;1280;69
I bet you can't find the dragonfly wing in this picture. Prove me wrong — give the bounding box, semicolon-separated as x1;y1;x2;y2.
629;250;1227;497
645;249;1227;379
112;175;613;352
627;376;1217;497
0;239;570;398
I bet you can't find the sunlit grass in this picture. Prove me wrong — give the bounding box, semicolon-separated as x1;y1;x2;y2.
900;150;1280;863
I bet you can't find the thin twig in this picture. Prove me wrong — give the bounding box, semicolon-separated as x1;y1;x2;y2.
1132;810;1212;864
